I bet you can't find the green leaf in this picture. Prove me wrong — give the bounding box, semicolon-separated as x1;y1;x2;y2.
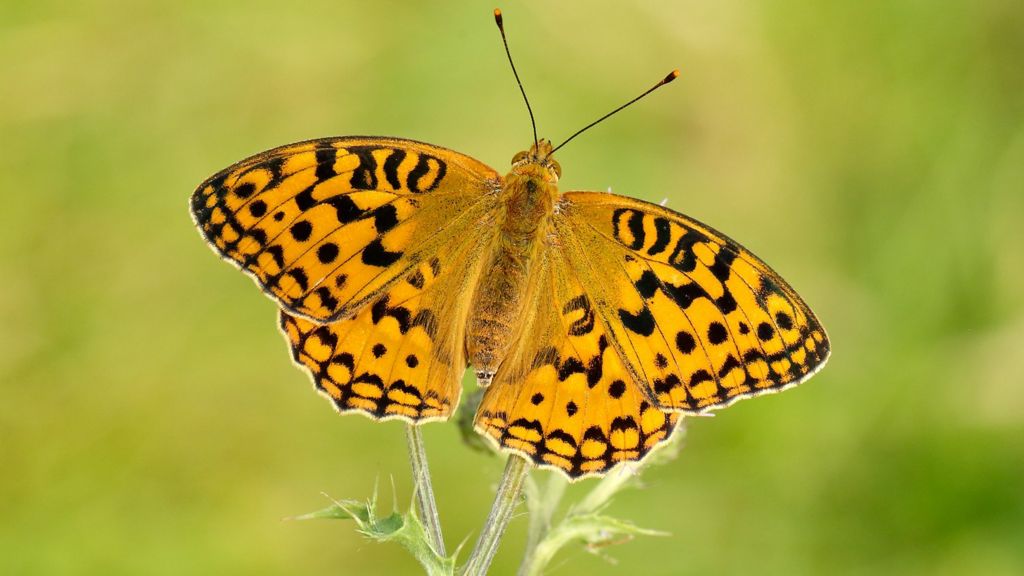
288;499;361;522
290;495;456;576
522;512;667;575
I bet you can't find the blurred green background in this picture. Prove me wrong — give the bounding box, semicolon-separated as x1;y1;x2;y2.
3;0;1023;574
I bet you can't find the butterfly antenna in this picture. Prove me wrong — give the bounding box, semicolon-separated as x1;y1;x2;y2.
551;69;680;154
494;8;539;148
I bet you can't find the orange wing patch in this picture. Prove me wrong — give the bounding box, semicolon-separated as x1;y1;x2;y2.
475;251;678;478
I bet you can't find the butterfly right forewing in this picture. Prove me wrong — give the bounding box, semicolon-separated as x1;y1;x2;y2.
556;191;830;413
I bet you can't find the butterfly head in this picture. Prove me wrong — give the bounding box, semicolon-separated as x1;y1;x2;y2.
511;139;562;182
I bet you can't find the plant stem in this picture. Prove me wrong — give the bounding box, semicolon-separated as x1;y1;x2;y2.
517;472;567;576
462;455;532;576
405;424;446;557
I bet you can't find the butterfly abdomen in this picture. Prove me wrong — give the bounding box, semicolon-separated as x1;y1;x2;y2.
466;166;559;383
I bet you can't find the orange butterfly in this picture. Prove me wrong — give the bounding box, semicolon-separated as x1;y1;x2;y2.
191;11;829;480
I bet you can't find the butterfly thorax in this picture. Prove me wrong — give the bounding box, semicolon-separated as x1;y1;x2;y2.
466;141;561;384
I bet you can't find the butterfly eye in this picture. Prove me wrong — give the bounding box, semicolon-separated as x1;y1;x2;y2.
511;150;528;165
548;159;562;179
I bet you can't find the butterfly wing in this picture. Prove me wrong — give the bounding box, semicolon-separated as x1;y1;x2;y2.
192;136;501;422
280;224;492;422
556;192;830;413
475;243;679;478
475;190;827;477
191;136;500;322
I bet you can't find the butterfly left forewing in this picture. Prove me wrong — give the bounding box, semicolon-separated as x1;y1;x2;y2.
191;136;500;322
193;136;503;422
556;191;830;413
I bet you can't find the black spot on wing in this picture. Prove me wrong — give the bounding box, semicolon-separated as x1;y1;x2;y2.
675;330;696;354
382;148;406;190
347;146;379;190
248;228;267;246
310;325;337;350
557;357;585;381
315;147;337;181
234;182;256;199
328;195;363;224
716;291;738;314
707;322;728;345
505;418;544;441
608;380;626;399
609;416;638;433
654;373;682;394
668;228;708;273
314;287;338;312
586;355;603;387
286;268;308;292
618;307;655;336
406;154;447;193
371;296;412;333
717;354;743;379
265;245;285;269
663;280;709;310
709;249;735;282
294;185;316;211
776;311;794;330
388;379;423;403
689;369;713;387
372;204;399;233
317;242;339;264
362;238;403;267
249;200;267;217
612;208;643;250
648;217;672;255
331;352;355;371
635;270;659;299
563;295;595;336
290;220;312;242
407;270;426;289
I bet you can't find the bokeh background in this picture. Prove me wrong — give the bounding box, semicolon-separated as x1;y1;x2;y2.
3;1;1023;574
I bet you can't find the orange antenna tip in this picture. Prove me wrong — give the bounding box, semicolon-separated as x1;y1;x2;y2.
666;69;681;82
494;8;503;26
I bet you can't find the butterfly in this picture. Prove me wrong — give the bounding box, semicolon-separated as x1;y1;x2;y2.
190;12;829;480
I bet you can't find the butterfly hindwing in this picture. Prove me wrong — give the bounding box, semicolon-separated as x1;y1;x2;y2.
191;136;500;322
281;224;492;422
475;247;678;478
556;192;830;413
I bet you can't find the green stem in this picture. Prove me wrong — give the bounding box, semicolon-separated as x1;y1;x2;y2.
462;455;532;576
517;472;567;576
405;424;446;557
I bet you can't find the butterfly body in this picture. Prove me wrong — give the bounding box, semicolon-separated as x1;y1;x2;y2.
467;139;562;382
